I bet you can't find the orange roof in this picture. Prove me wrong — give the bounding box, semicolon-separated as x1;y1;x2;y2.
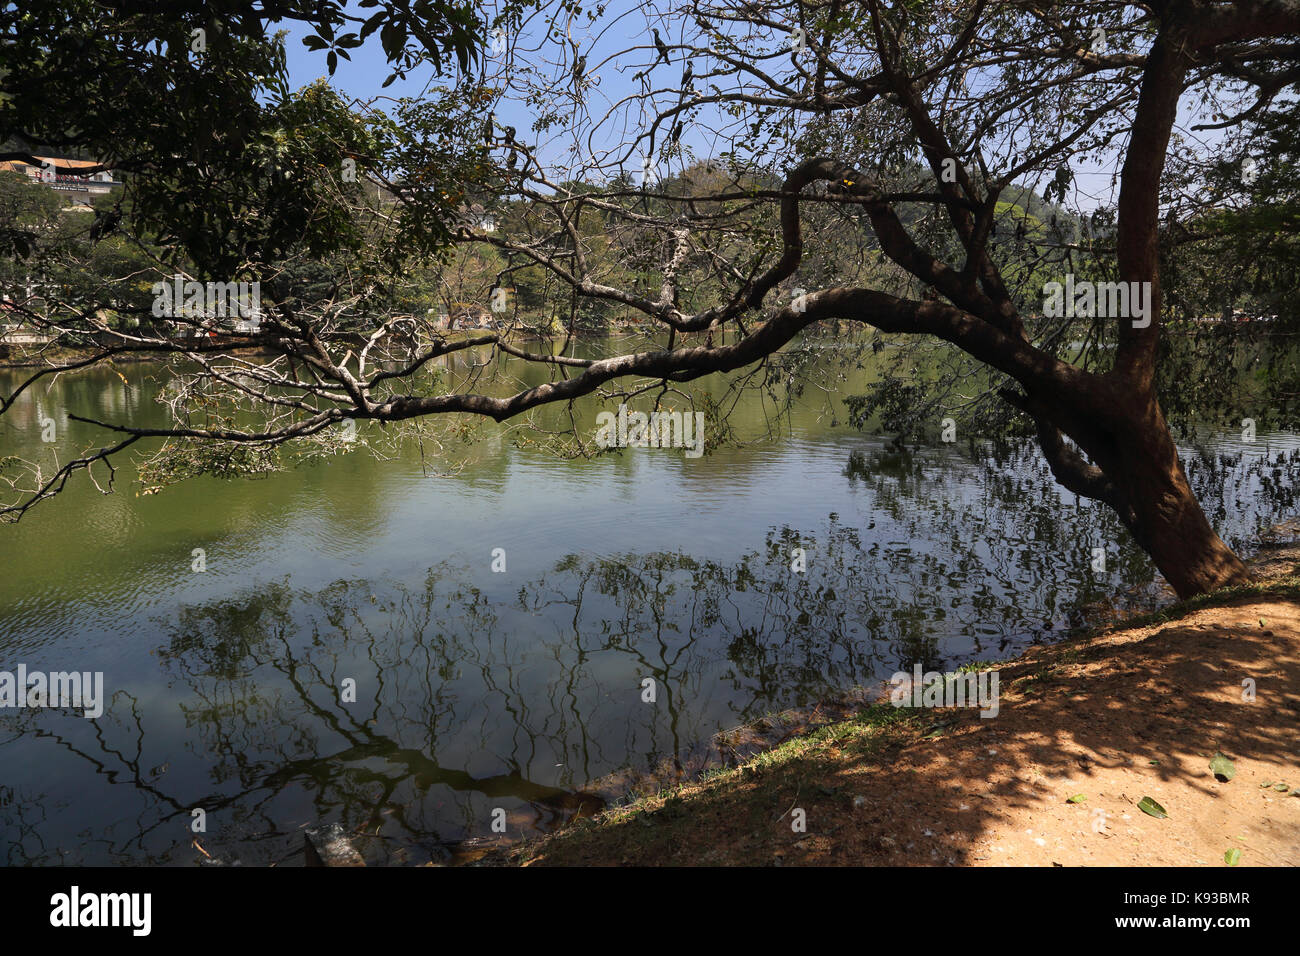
39;157;102;169
0;157;106;172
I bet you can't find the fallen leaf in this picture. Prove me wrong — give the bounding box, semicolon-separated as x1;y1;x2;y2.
1137;796;1167;819
1209;752;1236;782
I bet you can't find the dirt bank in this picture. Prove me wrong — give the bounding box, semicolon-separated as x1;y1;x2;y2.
487;571;1300;866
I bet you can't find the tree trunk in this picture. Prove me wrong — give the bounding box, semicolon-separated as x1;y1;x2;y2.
1099;402;1250;599
1120;463;1250;599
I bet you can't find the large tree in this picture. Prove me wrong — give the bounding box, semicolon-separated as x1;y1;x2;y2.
2;0;1298;598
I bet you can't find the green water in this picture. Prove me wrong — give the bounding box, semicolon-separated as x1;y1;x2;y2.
0;339;1295;864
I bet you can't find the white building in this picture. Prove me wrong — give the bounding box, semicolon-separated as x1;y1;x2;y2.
0;156;120;210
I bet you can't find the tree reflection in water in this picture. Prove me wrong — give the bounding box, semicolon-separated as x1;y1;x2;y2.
1;437;1295;864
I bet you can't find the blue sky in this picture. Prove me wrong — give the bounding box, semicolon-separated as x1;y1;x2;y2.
276;8;1238;213
281;23;440;102
279;4;681;182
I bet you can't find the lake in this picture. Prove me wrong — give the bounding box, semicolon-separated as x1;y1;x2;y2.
1;338;1295;864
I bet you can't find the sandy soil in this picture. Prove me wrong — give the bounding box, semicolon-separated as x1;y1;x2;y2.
840;598;1300;866
499;594;1300;866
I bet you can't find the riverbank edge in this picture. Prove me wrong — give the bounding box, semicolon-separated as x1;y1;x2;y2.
473;558;1300;867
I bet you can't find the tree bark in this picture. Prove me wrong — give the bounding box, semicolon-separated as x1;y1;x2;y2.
1046;387;1251;599
1106;404;1251;598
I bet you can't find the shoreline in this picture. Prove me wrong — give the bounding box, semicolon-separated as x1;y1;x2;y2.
463;530;1300;866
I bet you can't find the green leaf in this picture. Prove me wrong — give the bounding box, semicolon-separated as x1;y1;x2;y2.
1225;848;1241;866
360;12;385;40
1209;752;1236;782
1066;793;1087;803
1137;796;1168;819
380;22;403;58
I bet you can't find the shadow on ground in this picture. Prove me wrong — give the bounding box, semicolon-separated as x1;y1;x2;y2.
503;595;1300;866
